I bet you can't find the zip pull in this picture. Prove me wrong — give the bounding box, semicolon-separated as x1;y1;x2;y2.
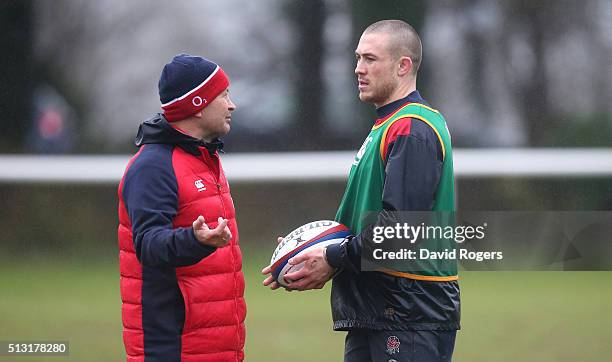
216;183;222;190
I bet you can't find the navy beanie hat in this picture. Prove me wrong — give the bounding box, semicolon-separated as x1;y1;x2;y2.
158;54;229;122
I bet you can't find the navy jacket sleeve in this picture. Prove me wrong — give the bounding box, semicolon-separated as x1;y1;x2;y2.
326;122;443;272
123;146;216;267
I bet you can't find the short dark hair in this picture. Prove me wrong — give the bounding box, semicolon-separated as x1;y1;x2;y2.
364;20;422;75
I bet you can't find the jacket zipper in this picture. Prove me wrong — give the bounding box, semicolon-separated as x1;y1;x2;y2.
203;150;241;354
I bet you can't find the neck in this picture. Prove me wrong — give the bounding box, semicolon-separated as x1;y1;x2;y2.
376;79;416;108
171;117;205;140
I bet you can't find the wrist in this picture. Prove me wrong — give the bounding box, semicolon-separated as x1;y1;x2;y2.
323;246;333;266
325;239;348;270
323;246;339;278
188;227;217;255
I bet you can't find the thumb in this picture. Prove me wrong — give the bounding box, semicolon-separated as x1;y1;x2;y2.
215;217;228;232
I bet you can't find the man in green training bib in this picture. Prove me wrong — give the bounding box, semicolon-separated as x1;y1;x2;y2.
263;19;460;361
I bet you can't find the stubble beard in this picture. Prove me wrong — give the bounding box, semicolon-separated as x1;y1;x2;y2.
360;78;396;107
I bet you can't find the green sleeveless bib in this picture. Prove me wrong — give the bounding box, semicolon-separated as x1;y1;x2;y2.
335;103;457;279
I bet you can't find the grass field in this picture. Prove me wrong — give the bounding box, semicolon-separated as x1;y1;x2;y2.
1;252;611;361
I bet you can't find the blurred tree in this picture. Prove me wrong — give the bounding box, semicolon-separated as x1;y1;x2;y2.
426;0;612;147
508;0;612;146
0;0;33;152
285;0;326;149
507;0;553;145
33;0;161;153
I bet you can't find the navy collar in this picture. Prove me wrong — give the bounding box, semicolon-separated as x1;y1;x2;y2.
201;138;224;156
375;90;426;119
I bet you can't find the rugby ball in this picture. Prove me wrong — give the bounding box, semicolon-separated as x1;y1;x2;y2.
269;220;352;287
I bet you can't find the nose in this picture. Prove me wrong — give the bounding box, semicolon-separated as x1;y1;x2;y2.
355;59;365;76
228;96;236;111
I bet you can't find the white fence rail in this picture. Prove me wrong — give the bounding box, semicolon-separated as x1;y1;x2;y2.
0;149;611;184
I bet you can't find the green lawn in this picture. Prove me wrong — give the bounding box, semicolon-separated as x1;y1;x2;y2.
1;254;610;361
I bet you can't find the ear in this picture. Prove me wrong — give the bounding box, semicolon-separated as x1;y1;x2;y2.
193;110;203;118
398;56;413;77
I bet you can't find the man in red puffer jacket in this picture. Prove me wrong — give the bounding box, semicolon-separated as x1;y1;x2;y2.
118;54;246;362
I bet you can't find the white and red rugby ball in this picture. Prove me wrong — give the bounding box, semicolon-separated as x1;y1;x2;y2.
269;220;352;287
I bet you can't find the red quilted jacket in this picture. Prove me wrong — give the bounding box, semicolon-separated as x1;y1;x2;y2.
118;115;246;361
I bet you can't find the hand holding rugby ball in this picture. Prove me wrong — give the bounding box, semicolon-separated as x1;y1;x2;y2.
266;220;352;288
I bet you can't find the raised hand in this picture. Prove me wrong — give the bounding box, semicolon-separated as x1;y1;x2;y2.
193;216;232;248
